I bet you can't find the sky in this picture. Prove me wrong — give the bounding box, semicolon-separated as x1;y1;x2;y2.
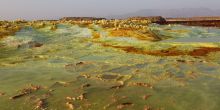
0;0;220;20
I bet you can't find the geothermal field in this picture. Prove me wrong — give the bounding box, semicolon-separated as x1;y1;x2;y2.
1;17;220;110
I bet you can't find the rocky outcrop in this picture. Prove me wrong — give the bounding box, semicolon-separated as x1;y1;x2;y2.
60;17;106;21
128;16;166;23
17;41;43;49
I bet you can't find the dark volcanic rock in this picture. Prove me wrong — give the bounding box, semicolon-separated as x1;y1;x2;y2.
18;41;43;49
129;16;166;23
161;17;220;27
60;17;106;21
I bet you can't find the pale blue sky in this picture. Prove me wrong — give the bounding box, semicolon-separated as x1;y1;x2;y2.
0;0;220;20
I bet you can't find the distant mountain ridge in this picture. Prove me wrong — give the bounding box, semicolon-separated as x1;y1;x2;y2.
108;8;220;19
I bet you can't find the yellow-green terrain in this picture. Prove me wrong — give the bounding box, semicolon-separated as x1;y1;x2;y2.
0;20;220;110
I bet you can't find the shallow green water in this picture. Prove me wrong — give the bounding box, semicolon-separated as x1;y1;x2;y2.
0;24;220;110
150;24;220;42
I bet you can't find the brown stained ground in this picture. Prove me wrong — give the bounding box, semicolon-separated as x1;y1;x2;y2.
101;43;220;57
108;29;161;41
189;47;220;56
0;29;19;39
0;22;24;39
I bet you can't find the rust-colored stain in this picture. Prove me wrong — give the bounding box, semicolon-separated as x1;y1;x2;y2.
102;43;185;56
101;43;220;57
108;29;160;41
188;47;220;56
